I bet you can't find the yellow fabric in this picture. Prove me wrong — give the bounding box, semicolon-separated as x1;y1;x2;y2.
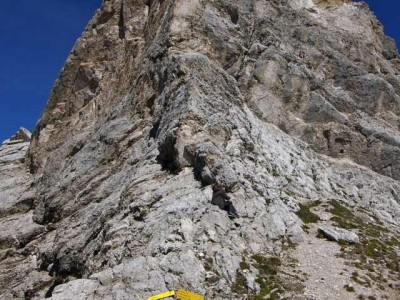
176;290;204;300
147;291;176;300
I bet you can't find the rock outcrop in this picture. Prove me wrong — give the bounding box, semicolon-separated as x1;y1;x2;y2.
318;225;359;244
1;0;400;299
0;129;51;299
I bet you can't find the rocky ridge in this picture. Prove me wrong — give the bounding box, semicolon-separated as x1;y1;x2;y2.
0;0;400;299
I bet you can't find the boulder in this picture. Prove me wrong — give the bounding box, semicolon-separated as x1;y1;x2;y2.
318;225;360;244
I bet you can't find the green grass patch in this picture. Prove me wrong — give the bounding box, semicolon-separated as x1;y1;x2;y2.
329;200;355;219
230;255;286;299
249;255;284;300
344;284;355;292
231;269;248;294
328;200;361;229
240;261;249;270
327;200;400;276
325;199;400;287
296;202;321;224
328;200;388;234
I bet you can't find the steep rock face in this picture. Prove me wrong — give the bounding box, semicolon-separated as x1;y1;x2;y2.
0;130;51;299
1;0;400;299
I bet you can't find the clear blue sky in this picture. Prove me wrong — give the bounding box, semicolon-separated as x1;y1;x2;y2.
0;0;101;142
0;1;399;142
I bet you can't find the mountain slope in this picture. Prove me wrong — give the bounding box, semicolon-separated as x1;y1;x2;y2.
1;0;399;299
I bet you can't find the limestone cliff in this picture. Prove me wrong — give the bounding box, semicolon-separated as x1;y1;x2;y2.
1;0;400;299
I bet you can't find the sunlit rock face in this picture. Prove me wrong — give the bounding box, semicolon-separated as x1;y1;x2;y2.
1;1;400;299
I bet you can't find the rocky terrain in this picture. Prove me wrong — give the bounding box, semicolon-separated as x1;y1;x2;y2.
1;0;400;299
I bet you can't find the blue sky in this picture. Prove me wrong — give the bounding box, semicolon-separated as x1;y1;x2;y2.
0;1;399;142
0;0;100;142
360;1;400;47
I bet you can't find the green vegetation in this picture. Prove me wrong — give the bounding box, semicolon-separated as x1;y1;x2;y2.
328;200;389;237
282;237;297;251
296;201;321;224
271;169;280;177
340;226;399;273
249;255;283;300
344;284;355;292
326;199;400;288
203;257;221;286
328;200;354;218
328;199;361;229
231;259;251;295
240;261;249;270
231;255;285;300
284;175;292;183
231;269;248;294
204;257;213;272
387;236;400;247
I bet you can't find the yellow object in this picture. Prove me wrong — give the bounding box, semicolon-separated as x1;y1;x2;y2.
176;290;204;300
147;291;176;300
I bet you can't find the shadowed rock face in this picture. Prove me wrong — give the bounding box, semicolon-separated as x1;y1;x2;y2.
1;0;400;299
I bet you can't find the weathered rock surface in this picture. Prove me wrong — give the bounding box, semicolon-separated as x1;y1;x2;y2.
318;225;359;244
0;130;51;299
1;0;400;299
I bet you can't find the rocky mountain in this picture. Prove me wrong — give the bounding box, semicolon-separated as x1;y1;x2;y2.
1;0;400;299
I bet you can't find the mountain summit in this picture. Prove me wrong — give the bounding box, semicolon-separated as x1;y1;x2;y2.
1;1;399;299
